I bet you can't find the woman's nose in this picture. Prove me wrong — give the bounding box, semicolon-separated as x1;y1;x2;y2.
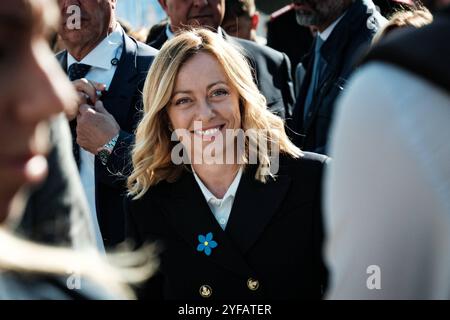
195;99;215;122
193;0;209;8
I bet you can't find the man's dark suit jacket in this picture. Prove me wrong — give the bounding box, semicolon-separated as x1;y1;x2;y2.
56;35;158;248
290;0;386;154
149;28;295;120
125;153;329;300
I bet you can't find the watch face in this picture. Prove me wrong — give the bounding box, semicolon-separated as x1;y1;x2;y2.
98;149;110;164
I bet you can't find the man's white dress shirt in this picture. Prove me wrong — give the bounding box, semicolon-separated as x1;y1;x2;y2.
67;24;124;252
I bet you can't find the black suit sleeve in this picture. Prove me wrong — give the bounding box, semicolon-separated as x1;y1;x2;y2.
94;49;155;189
280;52;295;120
95;129;135;188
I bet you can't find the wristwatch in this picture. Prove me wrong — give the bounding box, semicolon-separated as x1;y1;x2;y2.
97;134;119;166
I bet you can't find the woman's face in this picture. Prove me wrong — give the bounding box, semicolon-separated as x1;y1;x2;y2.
167;52;241;164
0;0;77;220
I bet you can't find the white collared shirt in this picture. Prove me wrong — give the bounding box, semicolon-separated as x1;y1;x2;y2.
67;24;124;252
318;12;347;42
165;23;175;40
193;168;243;230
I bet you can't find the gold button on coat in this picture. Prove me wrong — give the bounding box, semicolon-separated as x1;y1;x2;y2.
247;278;260;291
199;285;212;298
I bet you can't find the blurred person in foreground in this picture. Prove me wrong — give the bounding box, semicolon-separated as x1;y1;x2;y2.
125;29;329;300
325;5;450;299
0;0;152;300
221;0;266;44
150;0;295;120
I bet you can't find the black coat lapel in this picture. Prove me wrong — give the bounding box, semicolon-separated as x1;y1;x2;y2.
226;166;291;254
149;29;168;50
161;169;256;278
303;59;337;133
292;50;313;133
101;34;139;127
56;51;68;73
56;50;80;166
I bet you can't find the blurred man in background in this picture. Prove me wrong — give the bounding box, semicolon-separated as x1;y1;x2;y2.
150;0;295;119
221;0;266;44
290;0;386;154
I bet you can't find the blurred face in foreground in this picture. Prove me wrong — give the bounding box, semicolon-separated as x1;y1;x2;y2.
0;0;77;221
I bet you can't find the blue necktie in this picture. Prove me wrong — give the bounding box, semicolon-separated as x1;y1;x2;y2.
303;36;324;123
67;63;91;167
68;63;91;81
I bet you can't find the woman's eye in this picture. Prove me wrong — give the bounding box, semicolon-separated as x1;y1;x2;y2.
211;89;229;97
174;97;191;105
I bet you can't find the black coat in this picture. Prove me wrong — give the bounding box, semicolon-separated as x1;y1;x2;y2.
291;0;386;154
125;153;329;300
57;35;158;247
149;28;295;120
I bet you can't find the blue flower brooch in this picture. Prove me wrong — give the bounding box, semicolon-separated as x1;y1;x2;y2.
197;232;218;256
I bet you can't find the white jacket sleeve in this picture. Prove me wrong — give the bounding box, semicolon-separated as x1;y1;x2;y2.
325;63;450;299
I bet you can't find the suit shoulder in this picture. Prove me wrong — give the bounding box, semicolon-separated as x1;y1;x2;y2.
133;40;158;74
55;50;66;60
148;29;167;51
299;151;330;165
234;37;286;63
135;40;159;57
279;152;329;178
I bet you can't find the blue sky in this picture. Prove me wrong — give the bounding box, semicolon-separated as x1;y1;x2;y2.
116;0;166;29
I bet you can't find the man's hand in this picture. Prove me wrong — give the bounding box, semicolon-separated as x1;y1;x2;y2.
67;79;106;121
76;101;120;155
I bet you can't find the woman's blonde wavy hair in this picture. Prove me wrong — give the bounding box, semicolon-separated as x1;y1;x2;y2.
128;28;302;199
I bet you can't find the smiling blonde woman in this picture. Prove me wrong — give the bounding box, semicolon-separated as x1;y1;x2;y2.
126;28;329;300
